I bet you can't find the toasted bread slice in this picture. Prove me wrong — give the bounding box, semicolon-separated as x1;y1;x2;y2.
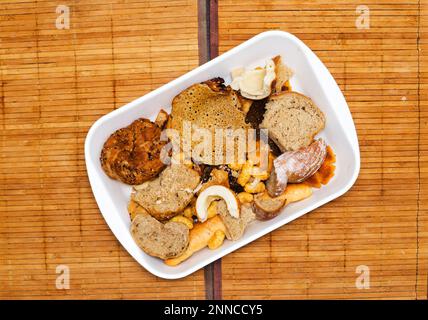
260;92;325;152
169;79;250;165
131;214;189;259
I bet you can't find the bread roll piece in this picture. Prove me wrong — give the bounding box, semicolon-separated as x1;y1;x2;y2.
260;92;325;152
154;109;169;128
253;192;286;220
164;215;227;266
253;183;313;220
131;214;189;259
217;200;256;240
266;139;327;197
272;55;293;93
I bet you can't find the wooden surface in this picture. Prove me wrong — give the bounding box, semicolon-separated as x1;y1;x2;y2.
0;0;427;300
0;0;204;299
219;0;427;299
420;0;428;301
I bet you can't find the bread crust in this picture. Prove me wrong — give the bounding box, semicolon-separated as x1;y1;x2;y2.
253;192;286;220
266;139;327;197
131;214;189;259
261;91;325;152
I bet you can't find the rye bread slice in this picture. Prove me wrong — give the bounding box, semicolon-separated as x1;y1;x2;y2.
260;92;325;152
132;164;200;221
169;79;250;165
130;214;189;259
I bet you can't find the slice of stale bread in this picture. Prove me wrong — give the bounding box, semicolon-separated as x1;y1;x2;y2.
260;92;325;152
131;214;189;259
132;164;200;221
169;79;250;165
217;200;255;241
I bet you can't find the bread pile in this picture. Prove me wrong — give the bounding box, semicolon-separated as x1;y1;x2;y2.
99;54;336;266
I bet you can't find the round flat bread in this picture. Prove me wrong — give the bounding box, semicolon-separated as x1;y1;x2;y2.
100;118;167;185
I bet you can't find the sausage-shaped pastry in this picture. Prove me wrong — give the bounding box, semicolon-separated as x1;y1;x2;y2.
266;139;327;197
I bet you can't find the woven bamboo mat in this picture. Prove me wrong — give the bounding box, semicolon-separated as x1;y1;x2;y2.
219;0;427;299
420;0;428;300
0;0;427;300
0;0;203;299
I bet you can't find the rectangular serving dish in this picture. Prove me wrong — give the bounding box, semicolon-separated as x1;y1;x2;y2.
85;31;360;279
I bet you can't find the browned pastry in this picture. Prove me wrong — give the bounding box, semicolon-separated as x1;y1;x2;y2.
100;117;167;185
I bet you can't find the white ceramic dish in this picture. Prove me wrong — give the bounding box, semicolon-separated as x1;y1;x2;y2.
85;31;360;279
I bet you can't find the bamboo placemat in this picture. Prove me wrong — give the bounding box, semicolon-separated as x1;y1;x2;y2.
1;0;427;300
420;0;428;300
0;0;203;299
218;0;427;299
